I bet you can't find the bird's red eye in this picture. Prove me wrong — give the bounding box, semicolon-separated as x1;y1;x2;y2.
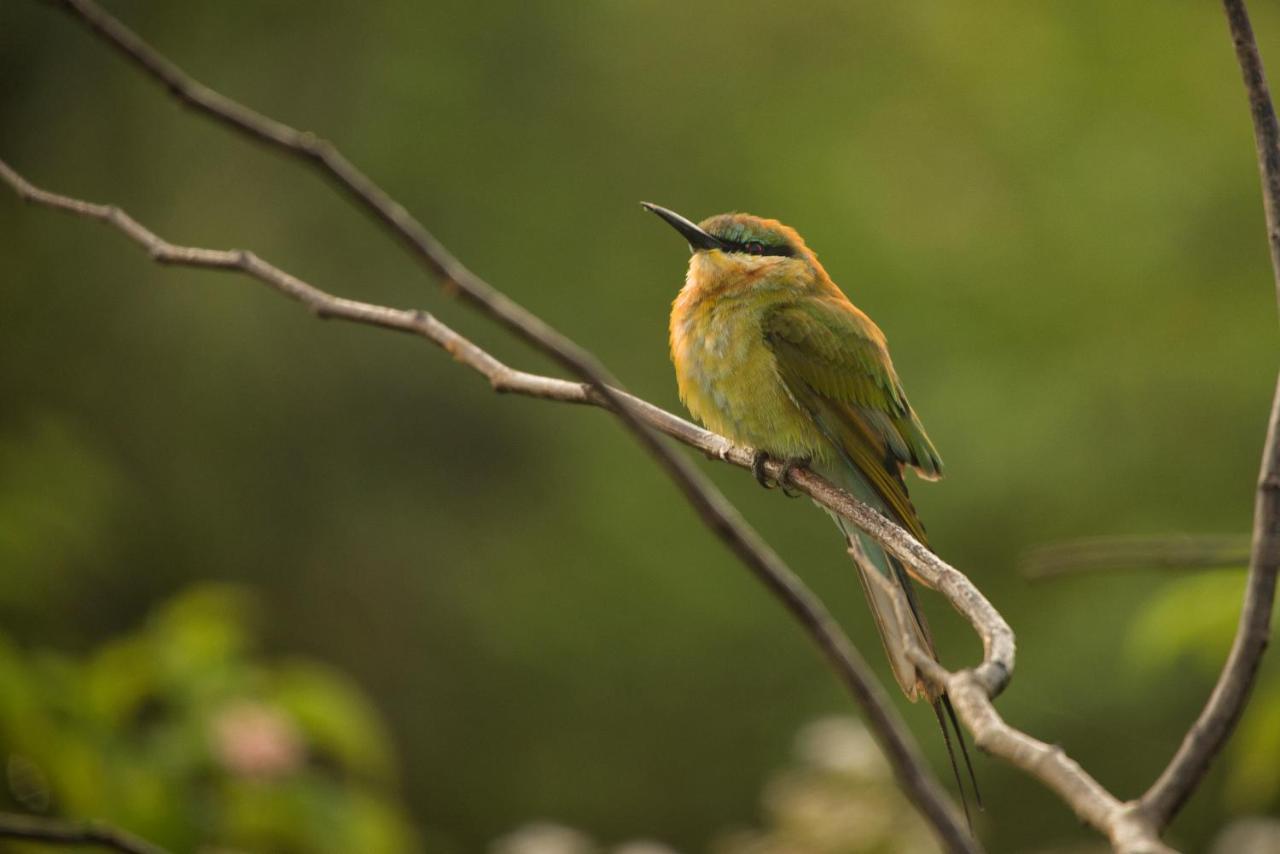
745;241;765;255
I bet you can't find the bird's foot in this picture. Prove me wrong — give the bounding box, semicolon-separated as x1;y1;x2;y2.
778;455;811;498
751;451;811;498
751;450;773;489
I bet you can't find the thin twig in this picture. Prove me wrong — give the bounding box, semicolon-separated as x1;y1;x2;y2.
0;157;975;854
1021;535;1250;581
0;812;168;854
1139;0;1280;828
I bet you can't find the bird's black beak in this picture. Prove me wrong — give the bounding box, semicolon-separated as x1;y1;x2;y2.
641;202;727;253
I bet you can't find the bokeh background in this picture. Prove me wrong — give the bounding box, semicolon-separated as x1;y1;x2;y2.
2;1;1279;851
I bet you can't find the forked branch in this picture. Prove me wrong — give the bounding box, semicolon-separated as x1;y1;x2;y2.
862;564;1172;853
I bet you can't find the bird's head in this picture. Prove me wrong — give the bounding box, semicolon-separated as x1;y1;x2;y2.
641;203;828;296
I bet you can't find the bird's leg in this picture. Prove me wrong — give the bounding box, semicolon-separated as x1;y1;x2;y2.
751;451;811;498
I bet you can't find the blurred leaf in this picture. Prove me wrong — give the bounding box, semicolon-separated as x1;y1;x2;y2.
149;584;254;700
0;584;419;850
272;661;395;781
85;635;154;727
342;789;421;854
1127;572;1245;670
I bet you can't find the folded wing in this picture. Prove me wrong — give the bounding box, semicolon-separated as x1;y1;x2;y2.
763;296;944;546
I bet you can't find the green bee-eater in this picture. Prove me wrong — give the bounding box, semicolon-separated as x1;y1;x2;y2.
643;202;977;816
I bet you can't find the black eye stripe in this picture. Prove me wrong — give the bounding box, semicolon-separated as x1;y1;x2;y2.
723;239;795;258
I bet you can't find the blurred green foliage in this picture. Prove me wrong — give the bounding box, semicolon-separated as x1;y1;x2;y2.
1129;571;1280;815
2;1;1280;851
0;584;417;853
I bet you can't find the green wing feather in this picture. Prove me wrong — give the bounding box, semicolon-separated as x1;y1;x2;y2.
764;298;978;813
763;297;943;544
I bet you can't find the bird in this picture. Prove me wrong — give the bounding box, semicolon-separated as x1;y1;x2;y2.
642;201;978;821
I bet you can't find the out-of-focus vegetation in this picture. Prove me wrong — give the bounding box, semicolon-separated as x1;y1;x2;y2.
1129;571;1280;815
0;585;417;853
711;718;937;854
490;718;936;854
2;1;1279;851
491;717;1280;854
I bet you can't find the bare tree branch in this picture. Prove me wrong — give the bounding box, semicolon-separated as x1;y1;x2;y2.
1021;535;1250;581
860;561;1175;854
0;157;976;854
0;812;168;854
1139;0;1280;828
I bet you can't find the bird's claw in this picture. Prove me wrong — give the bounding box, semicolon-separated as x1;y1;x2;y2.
751;451;810;498
751;450;774;489
778;456;811;498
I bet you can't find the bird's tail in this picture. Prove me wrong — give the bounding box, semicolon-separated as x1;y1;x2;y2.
844;527;935;701
823;466;981;827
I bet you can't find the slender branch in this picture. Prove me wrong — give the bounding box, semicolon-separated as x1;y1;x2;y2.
0;812;168;854
0;158;975;854
1139;0;1280;825
1021;535;1250;581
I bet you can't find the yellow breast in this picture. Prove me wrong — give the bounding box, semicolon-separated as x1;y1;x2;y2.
668;256;826;458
